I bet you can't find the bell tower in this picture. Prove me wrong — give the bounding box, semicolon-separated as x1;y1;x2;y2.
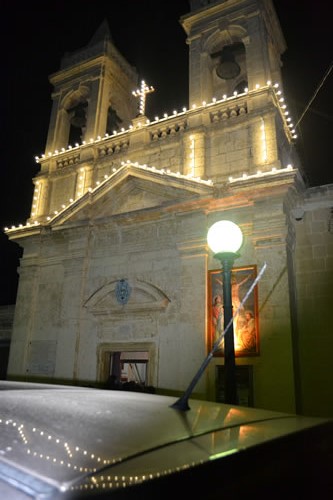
181;0;286;106
44;20;138;156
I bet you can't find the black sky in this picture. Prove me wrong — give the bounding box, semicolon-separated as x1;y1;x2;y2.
1;0;332;305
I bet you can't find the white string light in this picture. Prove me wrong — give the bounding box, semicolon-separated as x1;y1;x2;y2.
7;83;296;232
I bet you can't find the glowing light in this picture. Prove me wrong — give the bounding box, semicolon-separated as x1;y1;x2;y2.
260;117;268;163
229;165;295;183
189;135;195;176
207;220;243;254
132;80;155;115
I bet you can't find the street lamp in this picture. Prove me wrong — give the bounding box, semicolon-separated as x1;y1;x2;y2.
207;220;244;405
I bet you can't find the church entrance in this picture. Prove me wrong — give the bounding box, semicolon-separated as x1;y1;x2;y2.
98;342;157;390
109;351;149;385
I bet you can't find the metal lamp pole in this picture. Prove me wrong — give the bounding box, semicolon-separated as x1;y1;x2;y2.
207;220;243;405
215;251;238;404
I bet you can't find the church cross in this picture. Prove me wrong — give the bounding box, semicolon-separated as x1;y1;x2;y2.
132;80;155;116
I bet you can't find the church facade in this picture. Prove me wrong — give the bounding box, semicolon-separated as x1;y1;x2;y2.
6;0;333;417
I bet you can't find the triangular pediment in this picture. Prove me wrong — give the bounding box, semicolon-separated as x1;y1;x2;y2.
50;163;214;226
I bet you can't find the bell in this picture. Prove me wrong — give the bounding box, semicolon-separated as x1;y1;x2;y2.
68;102;87;128
216;46;241;80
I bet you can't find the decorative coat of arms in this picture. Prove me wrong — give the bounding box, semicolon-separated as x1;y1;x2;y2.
115;279;131;305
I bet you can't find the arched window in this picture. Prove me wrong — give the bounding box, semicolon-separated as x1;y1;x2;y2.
67;100;88;145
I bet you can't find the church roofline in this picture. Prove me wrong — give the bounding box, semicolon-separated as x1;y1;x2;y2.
49;23;137;85
35;82;296;164
181;0;286;54
5;163;302;239
4;162;215;237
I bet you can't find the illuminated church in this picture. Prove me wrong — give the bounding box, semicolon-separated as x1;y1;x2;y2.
6;0;333;417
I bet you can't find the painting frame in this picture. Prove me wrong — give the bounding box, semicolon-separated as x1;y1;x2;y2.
208;265;259;357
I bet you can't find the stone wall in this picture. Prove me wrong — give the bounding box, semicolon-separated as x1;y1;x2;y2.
294;184;333;416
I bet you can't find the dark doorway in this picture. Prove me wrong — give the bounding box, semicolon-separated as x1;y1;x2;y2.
216;365;254;406
109;351;149;385
0;341;10;379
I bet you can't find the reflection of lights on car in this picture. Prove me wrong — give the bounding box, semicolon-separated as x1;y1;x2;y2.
71;457;208;493
0;417;121;473
1;383;332;498
209;449;238;460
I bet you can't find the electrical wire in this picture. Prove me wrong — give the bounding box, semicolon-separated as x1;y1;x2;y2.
295;61;333;128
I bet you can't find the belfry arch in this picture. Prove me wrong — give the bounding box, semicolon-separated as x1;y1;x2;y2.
204;27;248;102
62;86;90;147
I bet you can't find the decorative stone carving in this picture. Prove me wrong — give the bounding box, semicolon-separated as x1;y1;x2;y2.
84;279;170;317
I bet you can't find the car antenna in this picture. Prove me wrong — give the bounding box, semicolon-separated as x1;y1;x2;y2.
171;262;267;411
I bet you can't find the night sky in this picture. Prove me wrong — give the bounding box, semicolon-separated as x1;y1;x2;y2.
1;0;332;305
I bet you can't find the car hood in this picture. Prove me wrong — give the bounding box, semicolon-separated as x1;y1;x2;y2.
0;382;329;497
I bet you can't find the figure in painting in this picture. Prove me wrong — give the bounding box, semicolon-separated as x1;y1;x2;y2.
237;310;256;351
215;272;252;314
212;294;223;342
212;269;257;354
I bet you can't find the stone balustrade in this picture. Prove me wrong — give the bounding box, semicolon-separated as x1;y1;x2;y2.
56;152;80;169
209;99;248;122
98;138;130;157
149;119;187;140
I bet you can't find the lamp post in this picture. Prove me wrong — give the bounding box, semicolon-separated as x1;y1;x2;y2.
207;220;244;405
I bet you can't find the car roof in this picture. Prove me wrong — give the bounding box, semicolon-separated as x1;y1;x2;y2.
0;381;331;498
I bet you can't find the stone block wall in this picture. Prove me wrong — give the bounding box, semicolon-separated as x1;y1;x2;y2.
294;184;333;417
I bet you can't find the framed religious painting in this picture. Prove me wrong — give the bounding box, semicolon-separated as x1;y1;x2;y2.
208;265;259;357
